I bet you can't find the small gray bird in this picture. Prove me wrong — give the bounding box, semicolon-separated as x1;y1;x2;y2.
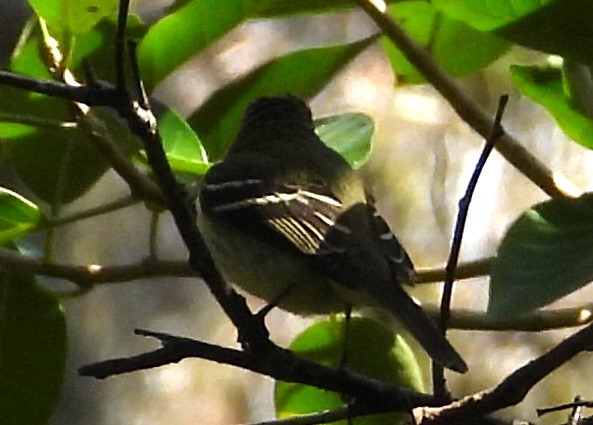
198;94;467;373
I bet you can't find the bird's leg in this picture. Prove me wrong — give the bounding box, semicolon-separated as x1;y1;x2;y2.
255;283;297;321
339;305;356;424
339;304;353;368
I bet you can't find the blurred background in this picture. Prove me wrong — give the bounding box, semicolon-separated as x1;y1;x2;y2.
3;0;593;424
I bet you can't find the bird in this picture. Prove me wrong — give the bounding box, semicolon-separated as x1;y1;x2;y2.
197;94;467;373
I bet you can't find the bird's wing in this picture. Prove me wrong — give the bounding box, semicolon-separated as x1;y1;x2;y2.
200;173;413;285
366;197;416;284
200;175;343;254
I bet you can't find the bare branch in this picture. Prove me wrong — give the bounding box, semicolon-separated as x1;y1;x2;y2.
42;196;140;228
433;96;508;396
0;69;115;106
81;321;590;425
355;0;580;199
537;397;593;418
77;110;165;204
79;329;442;412
414;322;593;424
430;305;593;331
2;247;590;330
0;247;195;286
416;257;492;283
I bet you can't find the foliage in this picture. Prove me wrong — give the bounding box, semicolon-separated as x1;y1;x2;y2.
490;194;593;316
1;0;593;423
276;317;424;425
0;246;66;425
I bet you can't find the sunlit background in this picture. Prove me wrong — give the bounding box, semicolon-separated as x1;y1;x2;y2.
3;0;593;424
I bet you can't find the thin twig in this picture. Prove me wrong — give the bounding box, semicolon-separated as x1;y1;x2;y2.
148;211;160;258
1;248;590;330
432;95;508;397
427;305;593;331
79;329;441;413
415;257;492;283
0;247;195;286
128;40;149;110
79;318;593;425
355;0;579;199
414;322;593;425
0;113;77;129
441;96;508;327
77;111;165;204
0;69;115;105
114;0;129;94
568;396;585;425
537;398;593;418
20;19;164;206
41;195;140;229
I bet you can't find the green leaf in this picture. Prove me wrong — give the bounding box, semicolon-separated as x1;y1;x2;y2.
0;21;62;140
496;0;593;66
8;128;109;205
159;108;210;176
28;0;118;34
67;14;147;80
433;0;555;32
510;65;593;150
137;0;245;91
275;317;424;425
0;266;67;425
435;0;593;66
489;193;593;317
137;0;366;90
0;17;147;205
163;0;359;19
0;21;117;205
315;113;373;169
250;0;357;17
563;60;593;121
0;188;42;244
188;36;377;161
382;1;509;84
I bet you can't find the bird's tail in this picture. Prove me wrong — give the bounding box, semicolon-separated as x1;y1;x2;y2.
373;284;468;373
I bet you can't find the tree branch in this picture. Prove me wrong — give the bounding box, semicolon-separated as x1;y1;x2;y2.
80;320;593;425
355;0;580;199
0;247;195;286
42;195;140;228
416;257;492;283
1;248;589;331
79;329;443;413
25;21;166;206
428;305;593;331
433;95;507;397
414;321;593;424
0;69;116;106
76;110;165;204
